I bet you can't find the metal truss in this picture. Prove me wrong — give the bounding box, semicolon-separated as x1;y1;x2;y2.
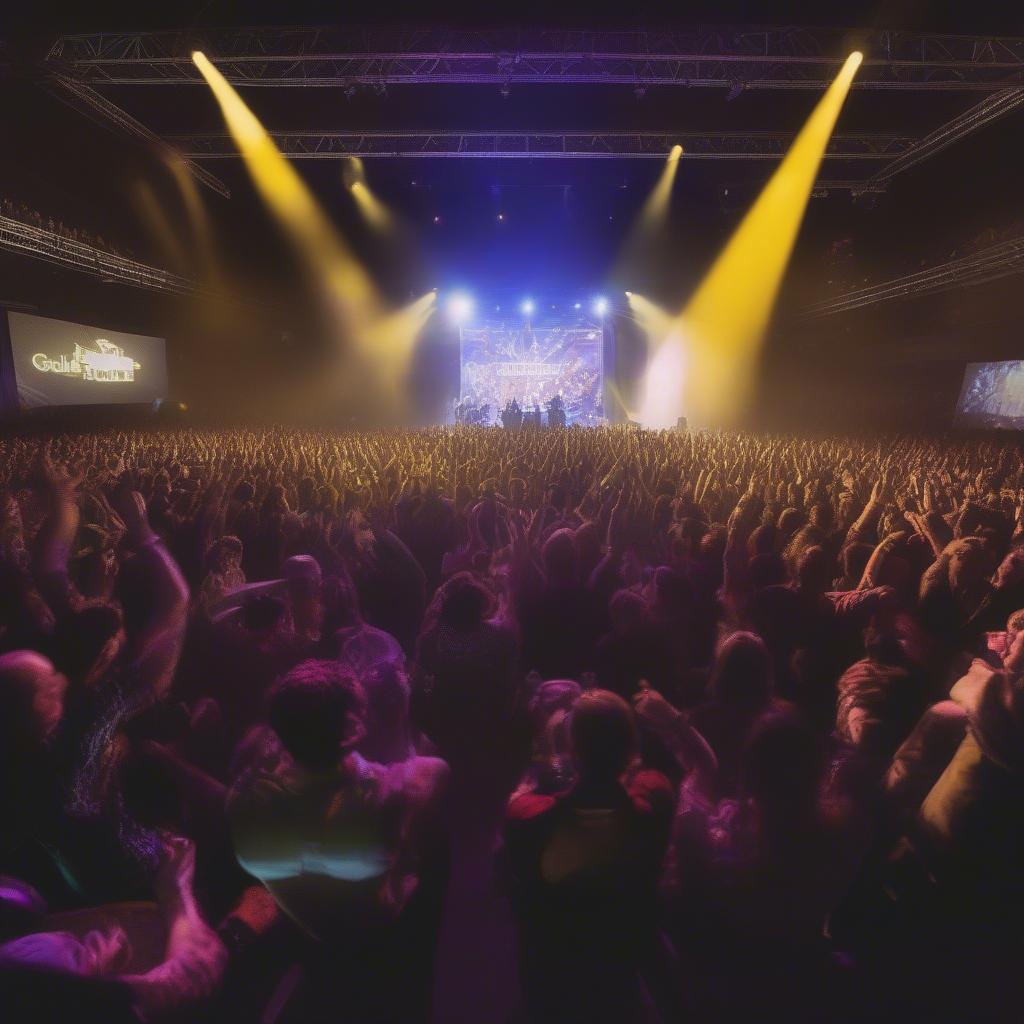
800;235;1024;318
172;129;915;161
45;75;231;198
46;25;1024;91
0;214;198;294
863;86;1024;187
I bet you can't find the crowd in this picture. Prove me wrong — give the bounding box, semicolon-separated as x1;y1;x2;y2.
2;424;1024;1022
1;197;138;260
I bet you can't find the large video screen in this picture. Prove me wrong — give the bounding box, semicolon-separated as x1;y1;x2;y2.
459;317;604;425
955;361;1024;429
8;311;168;408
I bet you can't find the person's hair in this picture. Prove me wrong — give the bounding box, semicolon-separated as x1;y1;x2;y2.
0;653;42;756
710;631;773;706
232;480;255;503
796;545;832;594
203;535;243;575
434;572;492;630
748;552;787;589
320;572;362;634
741;708;823;820
841;542;874;584
268;660;365;770
1008;607;1024;635
50;604;123;683
243;594;287;634
652;565;692;610
776;507;804;535
609;588;648;629
569;689;638;782
542;528;577;583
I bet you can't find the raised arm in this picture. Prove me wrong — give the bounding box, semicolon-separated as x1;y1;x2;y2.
112;484;190;699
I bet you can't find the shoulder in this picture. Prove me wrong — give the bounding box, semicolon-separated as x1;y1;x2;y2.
388;754;450;803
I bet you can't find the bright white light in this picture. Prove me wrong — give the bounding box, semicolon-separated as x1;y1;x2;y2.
521;298;535;316
446;292;475;323
574;302;582;310
638;327;688;429
594;297;609;317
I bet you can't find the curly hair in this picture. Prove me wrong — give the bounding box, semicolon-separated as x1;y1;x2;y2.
268;660;366;770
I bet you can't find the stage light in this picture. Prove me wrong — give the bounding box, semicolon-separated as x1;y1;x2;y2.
344;159;393;232
637;50;863;429
497;213;505;221
613;143;684;283
193;49;432;421
593;297;609;317
521;299;535;316
574;302;582;310
191;50;378;331
165;153;223;288
131;180;190;274
446;292;475;323
627;292;674;351
349;179;393;231
433;215;441;224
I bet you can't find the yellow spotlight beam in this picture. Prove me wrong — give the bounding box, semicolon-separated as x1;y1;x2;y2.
166;152;221;286
640;144;683;226
641;52;863;428
364;290;438;387
131;181;190;274
626;292;675;351
614;145;683;282
350;181;394;231
191;51;379;334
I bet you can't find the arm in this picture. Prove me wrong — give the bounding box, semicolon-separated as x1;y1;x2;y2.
119;837;227;1021
113;487;190;699
31;459;85;616
633;686;718;795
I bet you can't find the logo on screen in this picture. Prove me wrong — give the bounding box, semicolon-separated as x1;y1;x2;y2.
32;339;141;383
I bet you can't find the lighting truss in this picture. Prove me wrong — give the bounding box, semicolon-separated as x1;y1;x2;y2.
800;235;1024;317
46;75;231;198
862;87;1024;188
36;24;1024;200
46;26;1024;90
172;129;916;160
0;214;198;294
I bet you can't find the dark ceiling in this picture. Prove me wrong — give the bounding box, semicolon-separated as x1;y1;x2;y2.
2;1;1022;357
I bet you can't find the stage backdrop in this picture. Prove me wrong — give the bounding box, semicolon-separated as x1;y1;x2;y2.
459;316;604;425
955;361;1024;429
8;311;167;408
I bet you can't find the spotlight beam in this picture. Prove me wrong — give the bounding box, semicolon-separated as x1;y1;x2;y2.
639;52;863;428
626;293;675;350
613;144;683;287
191;51;380;337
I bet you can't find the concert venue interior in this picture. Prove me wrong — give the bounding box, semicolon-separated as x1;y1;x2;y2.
1;2;1023;1021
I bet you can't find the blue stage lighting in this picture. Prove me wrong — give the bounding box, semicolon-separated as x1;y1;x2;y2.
574;302;582;310
593;296;609;317
447;292;475;323
521;298;536;316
